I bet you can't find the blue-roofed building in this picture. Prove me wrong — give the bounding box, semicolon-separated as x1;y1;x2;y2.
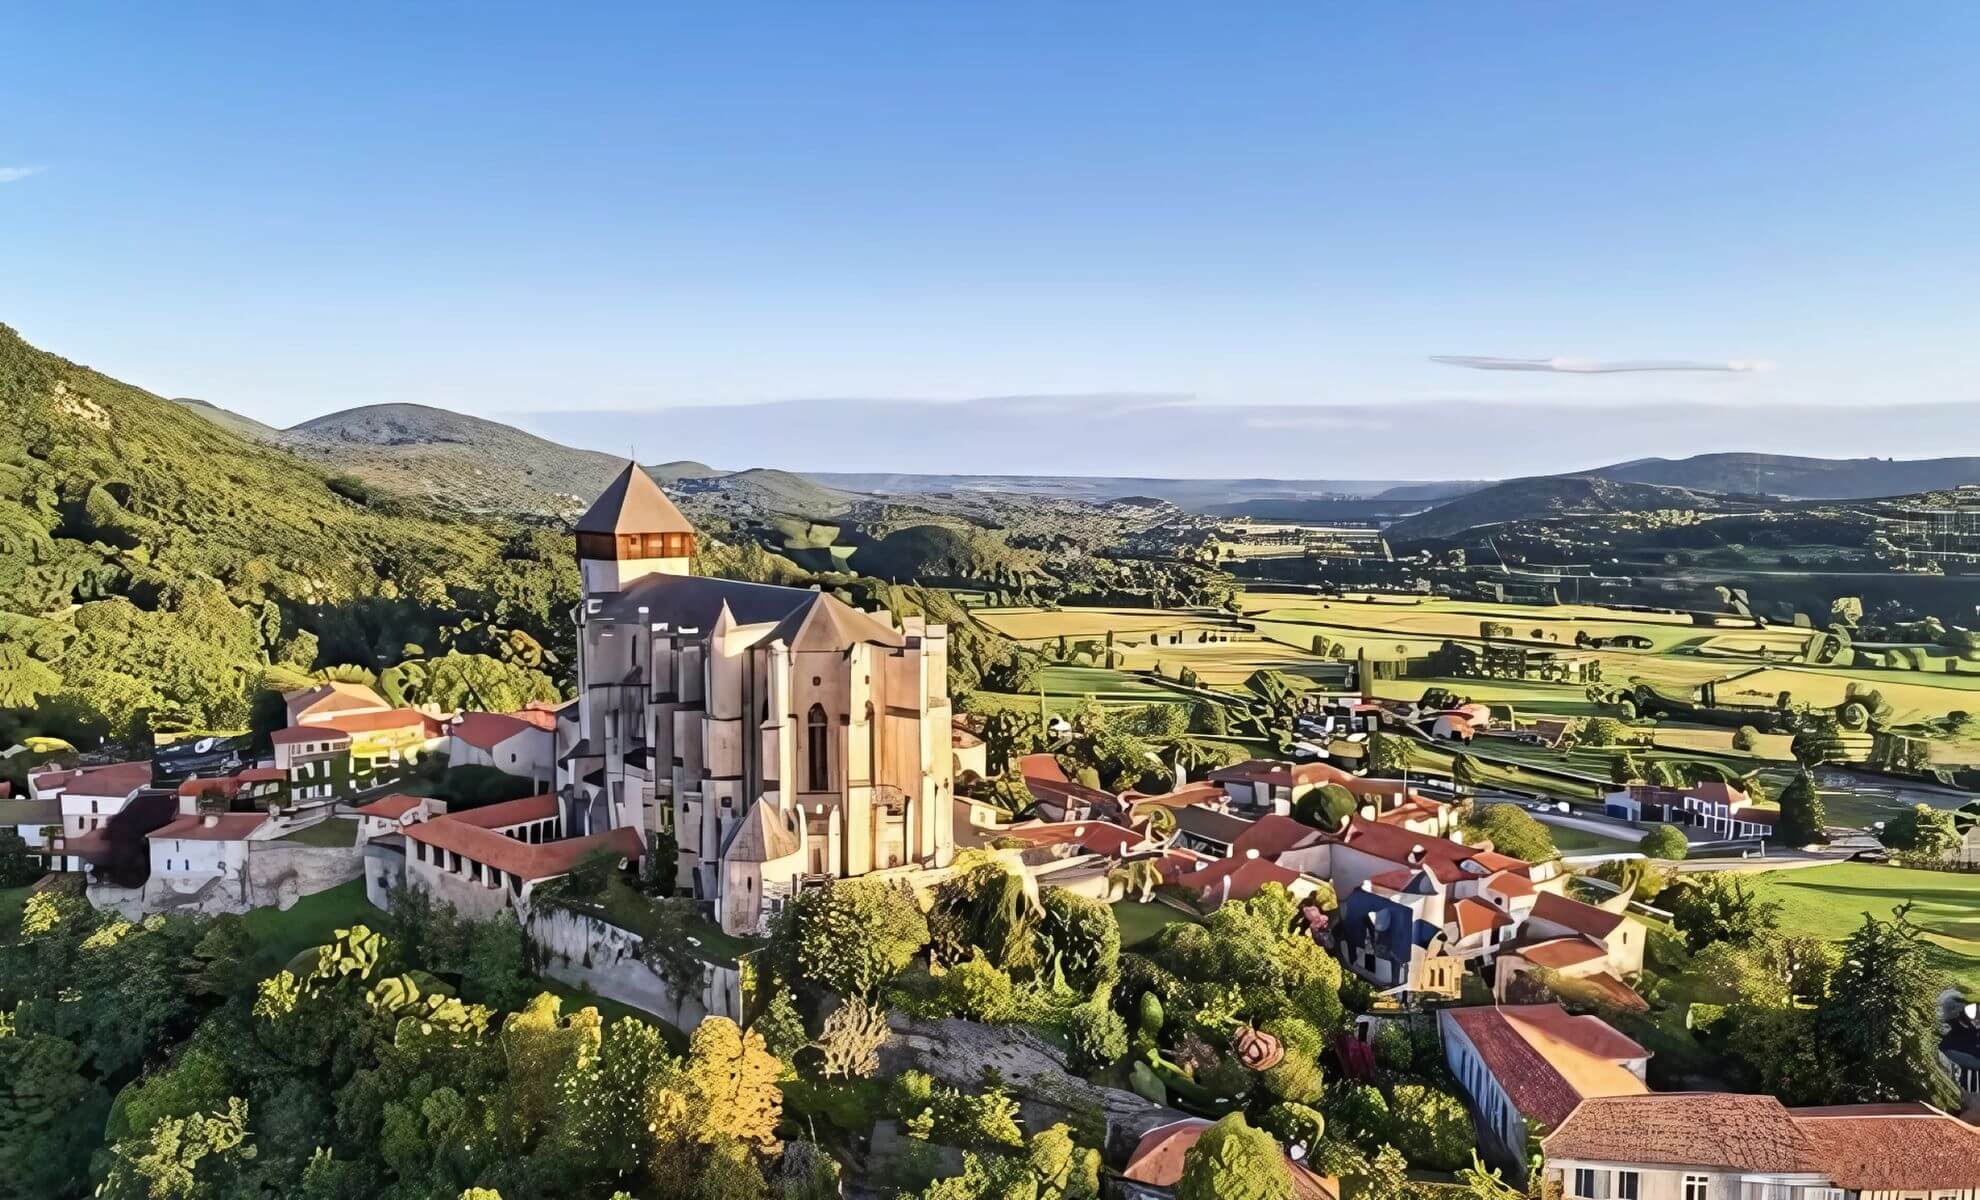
1337;885;1460;996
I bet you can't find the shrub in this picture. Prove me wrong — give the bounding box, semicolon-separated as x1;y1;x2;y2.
1732;726;1760;752
1637;824;1689;861
940;954;1017;1022
1138;990;1165;1038
1371;1022;1413;1072
1260;1050;1324;1105
1327;1082;1391;1147
1065;1002;1128;1072
1387;1083;1475;1172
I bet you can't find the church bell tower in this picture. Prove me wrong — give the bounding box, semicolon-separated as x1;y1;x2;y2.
574;462;698;594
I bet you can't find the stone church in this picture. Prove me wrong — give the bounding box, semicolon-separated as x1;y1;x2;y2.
560;463;956;934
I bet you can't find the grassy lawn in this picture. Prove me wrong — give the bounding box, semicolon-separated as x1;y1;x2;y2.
548;876;764;967
1113;899;1198;948
240;878;378;965
1546;824;1639;854
1744;863;1980;991
276;817;359;847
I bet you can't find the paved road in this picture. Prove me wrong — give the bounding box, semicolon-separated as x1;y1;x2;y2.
1522;804;1854;874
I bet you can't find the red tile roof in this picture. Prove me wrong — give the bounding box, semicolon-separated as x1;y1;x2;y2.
445;793;559;829
1530;891;1628;939
1544;1093;1813;1172
353;793;425;819
1688;780;1751;808
510;703;564;731
1169;855;1312;903
448;711;537;751
149;812;269;842
33;760;153;797
1127;782;1227;810
1334;816;1529;885
1017;753;1069;784
271;726;352;746
285;681;390;719
1444;1004;1647;1128
1231;813;1322;859
1570;970;1650;1013
314;708;441;737
1516;937;1607;969
1485;869;1536;898
405;820;644;881
1125;1119;1338;1200
1209;759;1354;788
1789;1104;1980;1191
175;768;283;798
1453;896;1515;938
1002;820;1144;858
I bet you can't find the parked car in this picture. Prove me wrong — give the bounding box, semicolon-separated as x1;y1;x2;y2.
1849;849;1890;863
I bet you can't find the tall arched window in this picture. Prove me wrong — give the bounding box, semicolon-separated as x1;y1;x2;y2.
806;704;829;791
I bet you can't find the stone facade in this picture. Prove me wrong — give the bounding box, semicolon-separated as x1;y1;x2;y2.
564;464;956;935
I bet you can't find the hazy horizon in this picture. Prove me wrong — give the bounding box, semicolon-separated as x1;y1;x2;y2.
7;4;1976;475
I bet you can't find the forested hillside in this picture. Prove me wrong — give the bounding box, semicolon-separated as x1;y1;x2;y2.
0;325;577;752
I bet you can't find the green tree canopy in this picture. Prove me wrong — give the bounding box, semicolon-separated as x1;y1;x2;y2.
1177;1114;1293;1200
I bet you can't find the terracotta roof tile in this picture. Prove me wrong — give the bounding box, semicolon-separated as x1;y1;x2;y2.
1208;759;1354;788
1545;1094;1813;1171
406;821;644;881
1232;814;1323;859
149;812;269;842
1445;1004;1646;1128
1530;891;1628;939
271;726;350;746
448;711;538;751
445;793;559;829
1789;1104;1980;1191
1003;820;1145;858
1453;896;1515;937
353;793;425;819
313;709;441;737
1516;936;1608;969
32;760;153;797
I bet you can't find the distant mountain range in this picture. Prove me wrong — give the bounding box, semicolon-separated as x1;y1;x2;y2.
1587;452;1980;498
174;396;1980;526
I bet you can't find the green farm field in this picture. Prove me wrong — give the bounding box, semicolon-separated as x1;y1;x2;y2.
973;605;1234;643
1744;863;1980;991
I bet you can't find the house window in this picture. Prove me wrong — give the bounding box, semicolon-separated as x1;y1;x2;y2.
1574;1169;1600;1199
806;704;829;791
1684;1176;1709;1200
1616;1172;1639;1200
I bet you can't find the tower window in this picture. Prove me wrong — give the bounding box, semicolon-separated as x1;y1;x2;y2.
807;704;829;791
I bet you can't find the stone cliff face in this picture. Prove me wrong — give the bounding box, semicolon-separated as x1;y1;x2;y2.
880;1014;1184;1159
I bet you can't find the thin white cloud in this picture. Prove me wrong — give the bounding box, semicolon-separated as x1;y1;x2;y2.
1243;413;1392;433
0;165;46;183
1431;355;1773;374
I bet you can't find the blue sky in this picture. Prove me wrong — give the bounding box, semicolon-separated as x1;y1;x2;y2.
3;3;1975;476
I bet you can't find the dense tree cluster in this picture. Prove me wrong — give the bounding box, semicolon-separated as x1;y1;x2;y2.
0;884;821;1199
0;324;578;760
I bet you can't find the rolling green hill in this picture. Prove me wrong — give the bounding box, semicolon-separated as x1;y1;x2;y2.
0;324;577;749
849;523;1043;583
1386;474;1725;542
